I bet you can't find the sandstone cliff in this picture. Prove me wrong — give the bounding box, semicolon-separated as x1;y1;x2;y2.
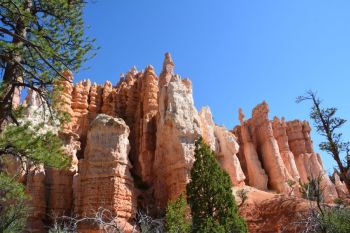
9;53;348;233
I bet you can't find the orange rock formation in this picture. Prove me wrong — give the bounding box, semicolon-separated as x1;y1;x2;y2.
9;53;348;233
154;55;201;208
75;114;136;232
234;101;339;202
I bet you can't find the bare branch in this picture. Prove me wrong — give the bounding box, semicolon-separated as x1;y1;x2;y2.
48;207;125;233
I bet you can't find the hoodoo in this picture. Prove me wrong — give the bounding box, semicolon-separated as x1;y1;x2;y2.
10;54;347;232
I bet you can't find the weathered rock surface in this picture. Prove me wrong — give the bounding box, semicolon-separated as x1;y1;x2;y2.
214;125;246;186
75;114;136;232
272;117;300;181
100;80;114;116
134;65;159;185
153;53;201;208
286;120;338;202
88;82;103;122
199;106;246;186
24;165;46;233
234;102;338;202
53;70;75;131
6;54;345;233
286;120;314;183
235;108;268;190
45;131;80;216
0;154;26;183
333;171;349;199
235;186;310;233
18;88;80;232
250;102;293;193
112;65;159;187
199;107;217;150
71;80;91;156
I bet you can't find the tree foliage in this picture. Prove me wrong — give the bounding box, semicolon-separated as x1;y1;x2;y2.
0;2;94;231
165;194;191;233
0;173;28;233
195;217;225;233
299;176;324;203
186;137;247;233
0;122;70;169
0;121;69;232
0;0;93;170
320;207;350;233
297;90;350;192
0;0;96;126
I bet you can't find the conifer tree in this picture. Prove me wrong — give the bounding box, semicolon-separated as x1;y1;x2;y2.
0;1;94;231
186;137;247;233
297;91;350;192
0;0;96;126
0;0;94;167
165;194;191;233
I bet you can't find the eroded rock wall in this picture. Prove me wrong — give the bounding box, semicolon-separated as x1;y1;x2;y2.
153;53;201;208
333;171;349;199
75;114;136;232
251;102;293;193
235;108;268;190
272;117;300;181
199;106;246;186
286;120;338;202
6;53;344;233
45;131;80;216
24;165;46;233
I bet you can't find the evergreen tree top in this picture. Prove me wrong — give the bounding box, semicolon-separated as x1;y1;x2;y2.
187;137;247;233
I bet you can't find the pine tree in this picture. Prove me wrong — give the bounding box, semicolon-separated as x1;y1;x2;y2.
297;91;350;193
0;0;93;170
165;194;191;233
0;0;96;126
0;2;94;231
186;137;248;233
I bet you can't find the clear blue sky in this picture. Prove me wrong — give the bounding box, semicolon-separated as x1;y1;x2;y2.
76;1;350;173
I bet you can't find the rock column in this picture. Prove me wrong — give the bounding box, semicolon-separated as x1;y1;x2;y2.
75;114;136;232
154;53;201;209
251;102;292;193
238;108;268;190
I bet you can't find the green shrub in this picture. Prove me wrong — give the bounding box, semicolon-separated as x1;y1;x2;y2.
195;217;225;233
299;176;323;202
0;173;29;233
320;207;350;233
165;194;191;233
